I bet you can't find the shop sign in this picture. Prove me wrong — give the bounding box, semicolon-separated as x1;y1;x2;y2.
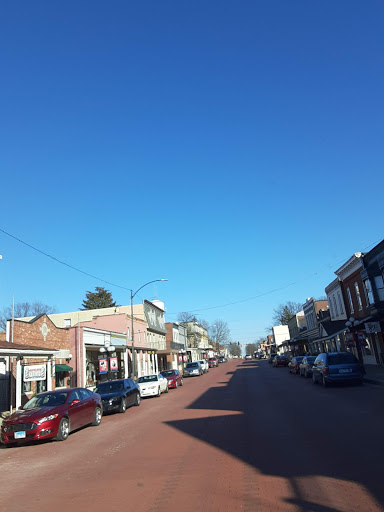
24;364;46;382
365;322;381;334
99;358;108;374
183;355;188;362
109;357;118;372
178;355;182;363
357;332;367;346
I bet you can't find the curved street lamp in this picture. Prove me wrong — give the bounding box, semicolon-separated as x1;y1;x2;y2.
130;279;168;379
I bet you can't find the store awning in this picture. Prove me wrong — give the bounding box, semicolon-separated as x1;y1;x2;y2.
55;364;73;372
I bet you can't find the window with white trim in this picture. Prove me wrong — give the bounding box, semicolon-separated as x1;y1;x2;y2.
354;282;363;310
333;296;339;317
347;287;354;314
337;291;344;314
364;279;374;306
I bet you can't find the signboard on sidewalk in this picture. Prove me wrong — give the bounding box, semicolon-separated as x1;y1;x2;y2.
23;365;46;382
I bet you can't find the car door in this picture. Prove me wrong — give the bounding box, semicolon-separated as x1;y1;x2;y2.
68;389;87;430
79;388;95;425
124;379;136;406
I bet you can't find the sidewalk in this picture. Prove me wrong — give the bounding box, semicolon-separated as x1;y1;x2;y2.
364;364;384;386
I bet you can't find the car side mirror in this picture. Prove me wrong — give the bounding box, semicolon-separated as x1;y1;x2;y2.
71;399;80;406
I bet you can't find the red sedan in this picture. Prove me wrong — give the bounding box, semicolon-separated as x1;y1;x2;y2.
1;388;102;446
160;369;184;389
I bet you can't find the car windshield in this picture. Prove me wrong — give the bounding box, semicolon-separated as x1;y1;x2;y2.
23;392;69;409
161;371;175;377
294;357;304;362
138;375;157;383
186;363;198;368
95;381;124;393
328;353;358;365
305;357;317;363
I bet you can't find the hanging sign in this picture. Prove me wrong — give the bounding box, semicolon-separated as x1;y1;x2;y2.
365;322;381;334
109;357;118;372
357;332;367;346
99;358;108;374
345;333;354;346
178;355;183;363
183;355;188;362
24;365;46;382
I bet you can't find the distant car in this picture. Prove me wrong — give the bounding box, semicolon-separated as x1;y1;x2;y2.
244;354;252;360
137;374;169;397
268;354;277;364
273;355;289;367
94;378;141;414
312;352;364;387
197;360;209;373
218;356;228;363
299;356;317;378
256;353;264;359
1;388;102;446
160;369;184;388
288;356;305;374
208;358;218;368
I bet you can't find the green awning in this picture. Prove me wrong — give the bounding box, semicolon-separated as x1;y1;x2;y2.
55;364;73;372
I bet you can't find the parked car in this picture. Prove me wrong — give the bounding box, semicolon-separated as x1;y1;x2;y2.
198;359;209;373
244;354;252;360
94;378;140;414
273;355;289;367
268;354;277;364
208;357;218;368
160;369;184;388
288;356;305;374
137;374;169;397
184;361;203;377
1;388;102;446
299;356;317;378
218;356;228;363
312;352;364;387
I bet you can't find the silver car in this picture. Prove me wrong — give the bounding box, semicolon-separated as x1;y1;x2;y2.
184;361;203;377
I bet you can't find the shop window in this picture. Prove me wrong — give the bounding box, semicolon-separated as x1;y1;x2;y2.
36;379;47;393
23;380;31;393
55;372;66;387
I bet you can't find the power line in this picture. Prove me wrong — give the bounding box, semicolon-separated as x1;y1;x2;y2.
0;227;133;292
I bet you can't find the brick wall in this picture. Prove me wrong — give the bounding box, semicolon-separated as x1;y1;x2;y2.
11;314;70;350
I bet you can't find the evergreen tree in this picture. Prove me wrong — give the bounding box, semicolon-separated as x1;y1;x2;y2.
81;287;117;310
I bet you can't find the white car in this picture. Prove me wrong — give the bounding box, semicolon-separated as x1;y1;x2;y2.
198;360;209;373
137;374;169;397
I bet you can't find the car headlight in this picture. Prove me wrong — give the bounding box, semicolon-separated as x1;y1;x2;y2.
148;385;157;389
37;414;58;425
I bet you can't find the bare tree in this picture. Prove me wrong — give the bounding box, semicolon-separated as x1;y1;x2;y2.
177;312;196;323
211;319;231;348
272;301;303;326
0;301;57;331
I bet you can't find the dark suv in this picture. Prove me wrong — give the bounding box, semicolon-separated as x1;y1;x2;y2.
312;352;364;387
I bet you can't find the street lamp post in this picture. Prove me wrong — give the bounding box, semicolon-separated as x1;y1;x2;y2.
130;279;167;380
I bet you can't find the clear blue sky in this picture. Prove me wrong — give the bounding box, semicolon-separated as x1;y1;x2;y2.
1;1;383;345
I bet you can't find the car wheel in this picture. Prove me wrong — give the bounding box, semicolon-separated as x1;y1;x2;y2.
175;381;178;389
56;417;70;441
119;398;126;414
312;374;317;385
135;393;141;406
322;375;328;388
180;379;183;386
157;386;161;397
165;384;169;393
92;407;102;426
